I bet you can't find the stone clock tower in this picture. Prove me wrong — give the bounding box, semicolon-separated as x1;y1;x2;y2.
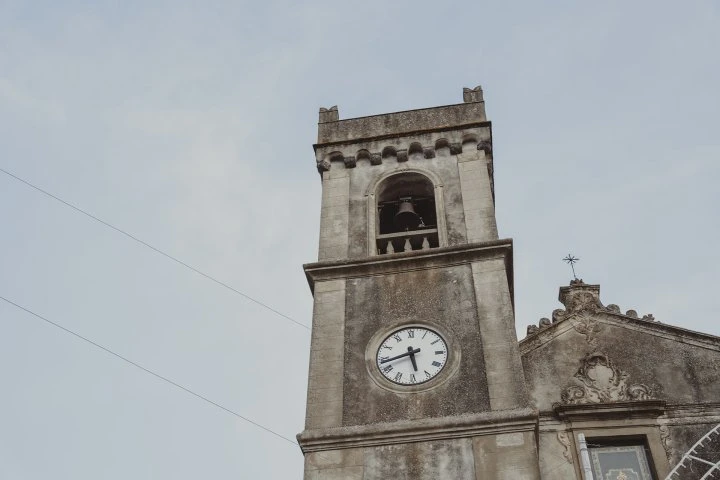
298;87;541;479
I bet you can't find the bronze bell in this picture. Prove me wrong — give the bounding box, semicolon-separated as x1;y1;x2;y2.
395;198;421;230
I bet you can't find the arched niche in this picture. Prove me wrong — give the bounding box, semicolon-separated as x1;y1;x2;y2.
435;138;451;157
408;142;424;160
366;168;448;255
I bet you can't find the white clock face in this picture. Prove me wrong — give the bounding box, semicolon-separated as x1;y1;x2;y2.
376;327;448;385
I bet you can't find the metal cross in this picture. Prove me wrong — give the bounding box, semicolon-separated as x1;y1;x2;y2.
563;254;580;280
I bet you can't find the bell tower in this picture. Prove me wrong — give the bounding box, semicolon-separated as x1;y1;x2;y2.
298;87;541;479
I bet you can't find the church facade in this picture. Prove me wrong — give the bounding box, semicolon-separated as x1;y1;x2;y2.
297;87;720;479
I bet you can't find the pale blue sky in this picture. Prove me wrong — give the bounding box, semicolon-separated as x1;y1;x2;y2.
1;1;719;478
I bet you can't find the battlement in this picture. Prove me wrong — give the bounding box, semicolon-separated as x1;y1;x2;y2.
316;86;487;146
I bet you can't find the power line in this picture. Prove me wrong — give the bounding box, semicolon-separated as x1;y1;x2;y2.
0;294;301;448
0;167;309;331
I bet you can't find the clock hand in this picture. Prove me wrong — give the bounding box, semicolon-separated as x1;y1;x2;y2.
408;346;418;371
380;348;421;364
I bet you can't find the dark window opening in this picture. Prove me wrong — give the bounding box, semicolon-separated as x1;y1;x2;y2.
375;173;439;254
378;196;437;234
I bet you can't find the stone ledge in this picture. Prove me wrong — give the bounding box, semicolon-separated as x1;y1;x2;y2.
304;239;514;297
297;408;538;453
316;102;488;145
553;400;667;422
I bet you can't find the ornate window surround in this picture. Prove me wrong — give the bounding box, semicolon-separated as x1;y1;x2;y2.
365;167;448;256
558;418;670;479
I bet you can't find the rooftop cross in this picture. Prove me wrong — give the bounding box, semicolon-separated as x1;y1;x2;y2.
562;254;580;280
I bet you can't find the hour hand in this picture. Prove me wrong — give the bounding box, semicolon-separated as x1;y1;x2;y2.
408;346;418;371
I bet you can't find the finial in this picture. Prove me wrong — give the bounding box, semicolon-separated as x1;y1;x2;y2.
562;254;580;280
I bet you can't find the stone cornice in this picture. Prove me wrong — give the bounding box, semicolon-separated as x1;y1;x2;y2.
316;100;488;144
314;120;492;150
553;400;667;422
538;402;720;429
304;240;514;300
520;312;720;356
296;408;537;453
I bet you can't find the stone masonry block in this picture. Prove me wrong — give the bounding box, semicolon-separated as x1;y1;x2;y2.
317;466;363;480
305;448;363;471
314;280;345;294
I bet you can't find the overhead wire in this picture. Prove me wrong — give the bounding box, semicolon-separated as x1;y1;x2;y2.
0;167;310;331
0;294;301;448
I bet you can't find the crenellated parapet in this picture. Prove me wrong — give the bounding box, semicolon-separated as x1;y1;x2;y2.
314;86;492;176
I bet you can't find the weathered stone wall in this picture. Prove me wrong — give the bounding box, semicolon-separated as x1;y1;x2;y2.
521;315;720;411
313;98;495;261
343;263;491;426
302;431;541;480
345;140;471;258
317;101;487;144
301;89;540;480
520;282;720;479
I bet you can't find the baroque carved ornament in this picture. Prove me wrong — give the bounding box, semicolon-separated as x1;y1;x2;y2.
525;279;657;340
561;353;653;405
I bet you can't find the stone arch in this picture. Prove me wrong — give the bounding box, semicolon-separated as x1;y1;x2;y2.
327;151;345;163
381;146;397;160
408;142;424;160
356;149;372;165
435;138;451;156
365;167;447;255
461;134;479;153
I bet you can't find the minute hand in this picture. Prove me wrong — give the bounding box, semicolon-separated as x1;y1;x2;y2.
380;348;421;363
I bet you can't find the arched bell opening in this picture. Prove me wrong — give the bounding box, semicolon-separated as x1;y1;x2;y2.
375;172;440;254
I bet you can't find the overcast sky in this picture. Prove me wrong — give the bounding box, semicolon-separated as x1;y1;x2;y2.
1;1;718;478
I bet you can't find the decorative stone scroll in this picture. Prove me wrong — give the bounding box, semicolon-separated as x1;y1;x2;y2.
659;425;674;462
561;353;652;405
557;431;573;464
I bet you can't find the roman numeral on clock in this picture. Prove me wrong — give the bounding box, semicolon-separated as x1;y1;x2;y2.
432;361;442;367
383;365;393;374
394;372;403;382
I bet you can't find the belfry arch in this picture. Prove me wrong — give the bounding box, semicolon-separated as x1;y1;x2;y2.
366;168;448;255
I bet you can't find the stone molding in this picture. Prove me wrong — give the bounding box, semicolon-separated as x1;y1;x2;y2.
560;352;653;405
296;407;537;453
315;132;492;173
303;240;514;297
538;402;720;425
316;98;487;145
553;400;666;422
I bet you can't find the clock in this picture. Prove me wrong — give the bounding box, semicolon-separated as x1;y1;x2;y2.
376;326;448;385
